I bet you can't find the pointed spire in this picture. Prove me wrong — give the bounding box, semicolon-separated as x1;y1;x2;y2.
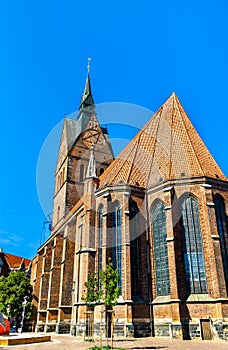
79;58;95;111
86;144;97;178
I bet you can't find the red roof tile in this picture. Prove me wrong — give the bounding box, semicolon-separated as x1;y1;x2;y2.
99;93;227;189
3;253;31;269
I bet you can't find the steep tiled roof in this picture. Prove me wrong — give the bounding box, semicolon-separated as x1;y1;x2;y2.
3;253;31;270
99;93;227;189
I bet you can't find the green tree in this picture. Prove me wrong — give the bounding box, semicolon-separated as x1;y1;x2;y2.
0;271;32;319
100;258;121;349
82;272;103;308
100;258;120;307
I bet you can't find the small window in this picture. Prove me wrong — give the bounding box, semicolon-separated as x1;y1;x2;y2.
0;258;3;275
99;168;104;176
57;206;60;222
62;167;65;186
80;164;84;182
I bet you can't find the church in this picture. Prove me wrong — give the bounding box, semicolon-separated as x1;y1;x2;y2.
31;69;228;340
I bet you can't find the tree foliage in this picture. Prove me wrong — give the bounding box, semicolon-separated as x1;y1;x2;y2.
100;259;120;307
0;271;33;318
83;259;120;308
82;272;103;308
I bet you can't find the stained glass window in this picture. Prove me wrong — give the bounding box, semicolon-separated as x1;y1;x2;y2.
214;195;228;291
112;203;122;293
98;205;103;288
152;201;170;296
130;202;140;297
181;196;207;294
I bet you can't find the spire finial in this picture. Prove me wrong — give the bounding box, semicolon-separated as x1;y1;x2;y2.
78;58;95;113
87;57;91;74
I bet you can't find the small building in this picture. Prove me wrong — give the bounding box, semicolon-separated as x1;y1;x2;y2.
0;249;31;277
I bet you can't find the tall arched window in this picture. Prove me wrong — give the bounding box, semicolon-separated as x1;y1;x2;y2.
181;196;207;294
112;202;122;293
214;194;228;291
98;205;104;288
130;201;140;297
152;201;170;296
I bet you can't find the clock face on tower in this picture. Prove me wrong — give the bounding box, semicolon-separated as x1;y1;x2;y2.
81;128;104;148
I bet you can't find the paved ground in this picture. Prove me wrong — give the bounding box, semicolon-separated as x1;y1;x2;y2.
0;334;227;350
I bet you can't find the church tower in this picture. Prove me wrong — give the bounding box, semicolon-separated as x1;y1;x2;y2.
52;68;114;228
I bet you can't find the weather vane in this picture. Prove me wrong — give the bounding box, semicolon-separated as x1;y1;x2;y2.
87;57;91;73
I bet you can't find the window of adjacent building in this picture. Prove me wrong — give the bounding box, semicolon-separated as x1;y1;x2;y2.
58;174;61;191
214;194;228;292
112;202;122;293
130;201;140;298
152;201;170;296
181;196;208;294
98;205;103;288
0;258;3;275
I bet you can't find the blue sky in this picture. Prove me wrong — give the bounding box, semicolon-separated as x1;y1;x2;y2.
0;0;228;259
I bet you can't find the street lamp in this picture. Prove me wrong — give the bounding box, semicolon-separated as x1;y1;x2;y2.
20;296;28;334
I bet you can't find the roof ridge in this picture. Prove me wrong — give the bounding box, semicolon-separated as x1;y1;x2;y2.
126;131;142;184
168;97;175;180
145;107;163;189
173;95;204;177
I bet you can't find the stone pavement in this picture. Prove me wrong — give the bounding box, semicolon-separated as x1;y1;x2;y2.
0;334;227;350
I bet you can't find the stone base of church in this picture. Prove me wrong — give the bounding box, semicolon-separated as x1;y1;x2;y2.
153;319;228;341
70;320;134;338
35;318;228;340
35;322;71;334
132;322;152;337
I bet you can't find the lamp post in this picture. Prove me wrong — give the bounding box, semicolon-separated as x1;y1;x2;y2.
20;296;28;334
7;304;10;318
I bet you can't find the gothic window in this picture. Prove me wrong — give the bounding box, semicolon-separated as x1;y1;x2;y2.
112;202;122;293
80;164;84;182
152;201;170;296
130;202;140;297
214;194;228;291
181;196;208;294
98;205;104;288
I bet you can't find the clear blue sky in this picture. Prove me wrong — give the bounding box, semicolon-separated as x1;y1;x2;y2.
0;0;227;260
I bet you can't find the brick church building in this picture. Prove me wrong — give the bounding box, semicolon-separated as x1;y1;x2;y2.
31;71;228;340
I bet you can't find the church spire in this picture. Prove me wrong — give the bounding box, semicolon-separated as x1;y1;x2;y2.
86;144;97;179
79;58;95;112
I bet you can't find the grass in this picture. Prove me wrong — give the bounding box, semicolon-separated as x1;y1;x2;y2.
87;346;126;350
